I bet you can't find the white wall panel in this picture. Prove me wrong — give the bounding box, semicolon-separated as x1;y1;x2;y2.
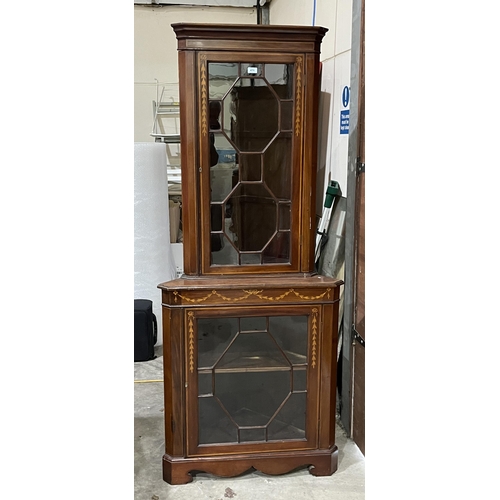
315;52;352;212
269;0;314;26
134;5;256;142
330;50;351;197
335;0;353;55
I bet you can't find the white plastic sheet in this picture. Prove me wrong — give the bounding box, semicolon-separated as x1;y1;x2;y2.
134;142;177;345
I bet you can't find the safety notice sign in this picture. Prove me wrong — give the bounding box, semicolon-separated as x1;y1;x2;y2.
340;85;350;135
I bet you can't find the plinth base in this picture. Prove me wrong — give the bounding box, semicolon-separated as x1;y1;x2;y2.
163;447;338;485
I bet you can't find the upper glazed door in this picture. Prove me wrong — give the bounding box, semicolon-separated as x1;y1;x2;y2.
199;52;303;274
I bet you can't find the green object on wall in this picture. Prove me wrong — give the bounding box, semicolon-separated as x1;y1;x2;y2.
324;181;342;208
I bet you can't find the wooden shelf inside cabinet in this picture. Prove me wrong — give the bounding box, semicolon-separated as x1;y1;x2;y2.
200;351;307;374
158;23;342;486
223;352;304;370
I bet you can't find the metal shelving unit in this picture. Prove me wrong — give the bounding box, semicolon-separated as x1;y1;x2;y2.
151;81;182;196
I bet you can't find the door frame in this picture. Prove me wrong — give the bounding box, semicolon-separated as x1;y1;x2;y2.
185;305;321;457
339;0;365;453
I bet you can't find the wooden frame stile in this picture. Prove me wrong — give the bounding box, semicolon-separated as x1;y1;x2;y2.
320;298;340;449
178;49;201;275
185;308;198;459
291;52;305;274
300;52;319;273
197;51;211;276
162;305;187;484
162;306;174;457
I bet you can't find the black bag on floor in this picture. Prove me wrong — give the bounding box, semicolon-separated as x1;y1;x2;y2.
134;299;157;362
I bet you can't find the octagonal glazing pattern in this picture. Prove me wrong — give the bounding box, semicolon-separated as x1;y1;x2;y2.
197;314;308;445
207;61;296;267
222;78;279;153
225;183;277;253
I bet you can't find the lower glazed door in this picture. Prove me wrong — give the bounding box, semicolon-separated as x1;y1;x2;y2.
185;305;321;456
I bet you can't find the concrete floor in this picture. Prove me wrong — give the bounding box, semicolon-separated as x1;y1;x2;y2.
135;346;365;500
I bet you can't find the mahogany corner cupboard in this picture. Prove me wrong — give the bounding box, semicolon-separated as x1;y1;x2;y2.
158;23;343;485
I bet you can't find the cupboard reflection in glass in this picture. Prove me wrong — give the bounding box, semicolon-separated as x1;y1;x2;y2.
207;62;295;266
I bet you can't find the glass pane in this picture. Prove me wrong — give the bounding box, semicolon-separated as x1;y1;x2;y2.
196;312;309;446
208;62;238;100
206;61;295;269
228;183;277;252
209;100;222;131
252;79;269;87
240;317;267;332
215;371;290;427
241;63;263;77
262;232;290;264
268;315;308;364
216;332;289;371
215;136;237;164
267;393;306;440
292;367;307;392
280;101;293;131
278;202;291;230
210;136;238;202
197;317;238;369
240;253;261;265
239;153;261;182
199;397;238;444
240;428;266;443
210;203;223;232
265;64;294;99
211;234;239;265
198;371;213;396
223;78;279;153
263;132;292;200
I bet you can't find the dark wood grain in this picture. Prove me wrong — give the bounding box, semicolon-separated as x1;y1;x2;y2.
172;23;328;54
163;447;338;485
172;24;327;276
178;49;200;274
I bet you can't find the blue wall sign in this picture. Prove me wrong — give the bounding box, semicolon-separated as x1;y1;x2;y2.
340;110;349;134
342;86;350;108
340;85;350;134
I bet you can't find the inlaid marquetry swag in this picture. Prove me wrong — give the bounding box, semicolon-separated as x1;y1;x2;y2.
166;286;333;305
158;24;343;485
